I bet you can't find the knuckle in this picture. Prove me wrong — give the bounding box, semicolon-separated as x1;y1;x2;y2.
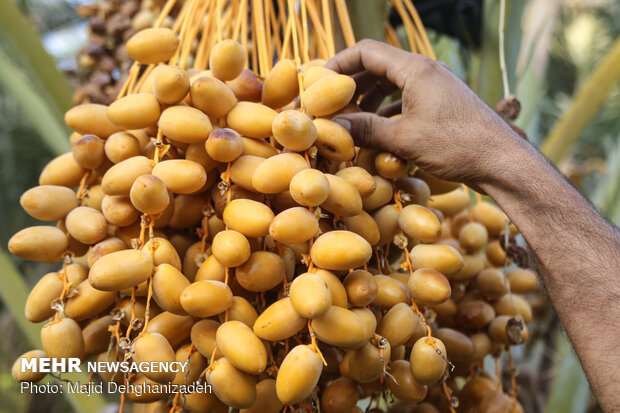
358;38;378;48
358;116;374;146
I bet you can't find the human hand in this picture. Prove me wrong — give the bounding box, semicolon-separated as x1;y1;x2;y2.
326;39;524;188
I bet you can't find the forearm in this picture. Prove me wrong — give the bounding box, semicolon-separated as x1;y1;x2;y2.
479;130;620;411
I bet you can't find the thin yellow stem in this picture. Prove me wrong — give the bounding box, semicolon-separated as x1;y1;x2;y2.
253;0;269;76
241;0;249;68
305;0;329;57
334;0;355;47
403;0;436;58
216;0;224;42
300;0;310;63
172;0;192;34
232;0;247;41
195;0;217;69
180;0;209;68
264;0;273;66
250;14;258;71
385;22;403;48
154;0;178;28
281;12;293;60
390;0;419;54
268;1;282;57
321;0;335;57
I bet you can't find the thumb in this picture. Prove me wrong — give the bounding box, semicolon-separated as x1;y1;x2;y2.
332;112;396;151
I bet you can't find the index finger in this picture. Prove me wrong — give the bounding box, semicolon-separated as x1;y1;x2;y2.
325;39;415;90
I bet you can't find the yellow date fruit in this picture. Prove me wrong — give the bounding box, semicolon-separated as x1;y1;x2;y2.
101;156;153;196
152;263;190;315
107;93;161;129
435;328;474;362
410;244;464;276
361;176;393;211
205;128;244;162
9;226;68;262
211;230;251;267
153;65;190;104
289;169;330;207
39;152;87;188
159;106;213;144
89;249;153;291
302;75;355;116
387;360;427;403
373;275;409;308
313;118;355;161
65;103;122;138
427;188;470;217
41;318;85;360
343;270;378;307
472;201;507;237
269;207;318;244
25;273;63;323
375;152;409;180
146;312;193;347
230;155;265;192
342;211;380;246
101;195;140;227
321;174;363;217
65;206;108;245
12;350;48;383
209;39;247;81
126;28;178;64
506;268;538;294
72;134;106;169
399;205;441;243
262;59;299;108
130;174;170;215
241;379;282;413
64;280;116;320
458;222;488;252
20;185;78;221
205;357;257;409
272;110;317;151
276;345;323;404
408;268;451;305
289;273;332;318
216;321;267;374
191;76;237;119
191;319;224;360
311;306;367;348
310;231;372;271
336;167;376;197
227;68;263;102
152;159;207;194
253;298;306;341
235;251;285;292
252;153;309;194
218;296;259;327
227;102;277;138
133;332;176;383
180;280;233;317
377;303;421;347
409;337;447;385
224;199;274;238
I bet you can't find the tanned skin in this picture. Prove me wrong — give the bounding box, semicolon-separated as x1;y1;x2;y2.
326;39;620;412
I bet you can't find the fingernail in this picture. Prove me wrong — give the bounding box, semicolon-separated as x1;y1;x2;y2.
332;117;351;132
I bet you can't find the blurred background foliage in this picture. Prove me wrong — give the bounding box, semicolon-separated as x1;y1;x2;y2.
0;0;619;412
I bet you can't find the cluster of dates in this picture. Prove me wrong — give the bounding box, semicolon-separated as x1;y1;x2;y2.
10;23;537;413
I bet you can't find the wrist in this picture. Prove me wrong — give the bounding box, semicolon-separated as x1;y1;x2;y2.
474;120;538;198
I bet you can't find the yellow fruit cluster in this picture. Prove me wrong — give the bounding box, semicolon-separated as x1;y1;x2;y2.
10;1;541;412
